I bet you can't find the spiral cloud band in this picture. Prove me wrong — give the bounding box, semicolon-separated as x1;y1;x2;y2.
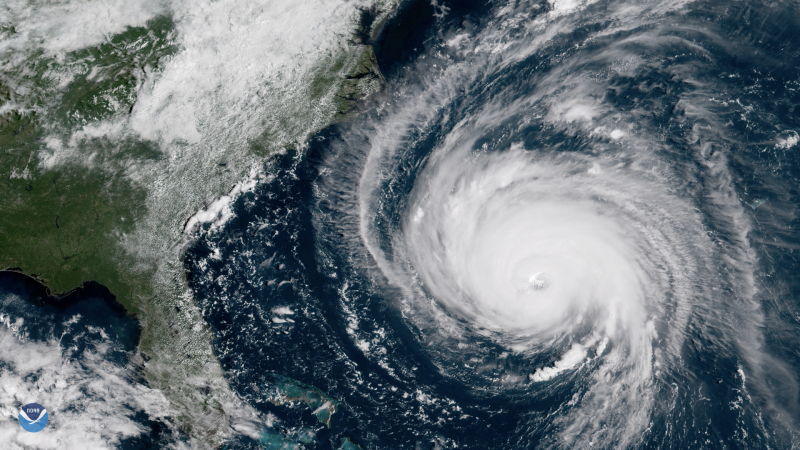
378;128;717;441
183;0;800;447
342;1;757;445
405;147;653;340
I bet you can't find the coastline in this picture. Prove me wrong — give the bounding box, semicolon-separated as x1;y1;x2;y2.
0;270;133;319
0;0;399;448
0;1;403;447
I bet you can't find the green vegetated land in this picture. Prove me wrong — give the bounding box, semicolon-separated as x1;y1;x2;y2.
309;44;383;119
1;6;393;446
251;7;386;159
0;17;177;311
325;5;387;119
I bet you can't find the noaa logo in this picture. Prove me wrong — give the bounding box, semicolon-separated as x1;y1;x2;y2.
18;403;48;432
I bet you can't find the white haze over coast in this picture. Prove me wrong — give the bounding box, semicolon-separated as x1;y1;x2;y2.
0;304;178;449
325;0;791;447
0;0;396;446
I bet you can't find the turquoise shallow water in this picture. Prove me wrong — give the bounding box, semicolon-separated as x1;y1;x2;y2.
3;0;800;448
185;0;800;448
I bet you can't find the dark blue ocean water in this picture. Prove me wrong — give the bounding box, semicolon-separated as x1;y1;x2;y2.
184;1;800;448
0;272;175;448
3;0;799;448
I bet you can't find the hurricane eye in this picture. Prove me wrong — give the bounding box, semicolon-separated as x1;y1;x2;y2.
528;273;550;290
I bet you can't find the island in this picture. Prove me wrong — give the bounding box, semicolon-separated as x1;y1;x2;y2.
0;1;398;447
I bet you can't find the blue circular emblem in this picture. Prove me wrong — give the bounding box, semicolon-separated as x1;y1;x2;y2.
18;403;48;432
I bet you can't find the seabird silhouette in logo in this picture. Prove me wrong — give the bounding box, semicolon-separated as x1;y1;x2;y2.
18;403;48;432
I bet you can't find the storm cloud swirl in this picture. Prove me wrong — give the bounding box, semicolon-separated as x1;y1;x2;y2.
185;0;800;448
314;0;800;447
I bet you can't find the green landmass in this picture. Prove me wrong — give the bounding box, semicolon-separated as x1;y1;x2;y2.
0;16;177;312
267;376;340;427
309;44;384;122
54;16;177;130
1;16;231;444
0;2;398;447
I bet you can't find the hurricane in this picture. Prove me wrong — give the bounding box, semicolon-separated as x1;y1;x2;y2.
185;0;800;448
363;145;702;446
